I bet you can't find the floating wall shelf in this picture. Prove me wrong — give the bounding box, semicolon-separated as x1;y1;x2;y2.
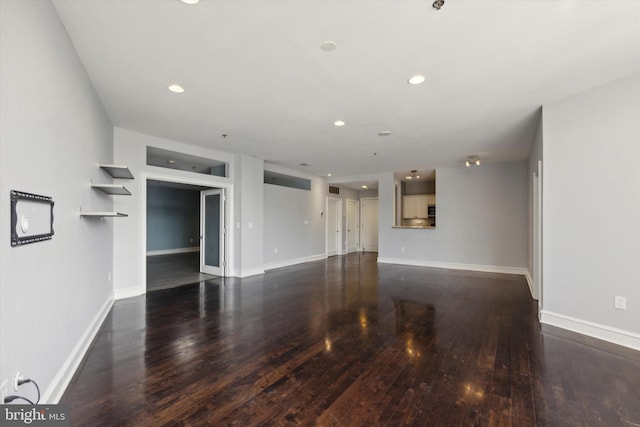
91;184;131;196
80;211;128;218
100;164;134;179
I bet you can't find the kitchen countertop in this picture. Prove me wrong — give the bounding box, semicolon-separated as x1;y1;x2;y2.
392;225;435;229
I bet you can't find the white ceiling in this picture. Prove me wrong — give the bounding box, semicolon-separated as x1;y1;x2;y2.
52;0;640;181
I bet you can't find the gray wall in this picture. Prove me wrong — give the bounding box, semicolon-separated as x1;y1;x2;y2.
147;185;200;252
264;167;326;266
542;73;640;342
379;161;528;270
234;155;265;275
0;0;114;402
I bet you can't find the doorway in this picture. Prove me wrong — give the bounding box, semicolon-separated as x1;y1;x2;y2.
360;198;379;252
200;189;225;276
146;180;225;292
326;197;342;256
346;199;360;253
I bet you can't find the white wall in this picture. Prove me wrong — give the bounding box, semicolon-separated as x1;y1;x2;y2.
541;73;640;349
263;164;326;269
233;155;264;277
379;161;528;272
0;0;114;402
113;128;235;297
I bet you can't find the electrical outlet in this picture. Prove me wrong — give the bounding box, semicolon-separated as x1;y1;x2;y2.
13;372;23;391
615;296;626;310
1;380;8;404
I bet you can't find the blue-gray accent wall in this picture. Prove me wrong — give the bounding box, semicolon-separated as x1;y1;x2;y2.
147;185;200;252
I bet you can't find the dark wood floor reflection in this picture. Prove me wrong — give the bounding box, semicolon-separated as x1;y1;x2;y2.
63;253;640;426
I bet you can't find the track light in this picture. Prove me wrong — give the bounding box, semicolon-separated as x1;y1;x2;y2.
465;155;481;167
405;170;420;180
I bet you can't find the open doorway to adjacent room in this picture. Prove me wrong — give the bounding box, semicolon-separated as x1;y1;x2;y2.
146;179;225;292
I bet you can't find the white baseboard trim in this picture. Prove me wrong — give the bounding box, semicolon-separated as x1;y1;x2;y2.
42;294;114;404
114;286;143;300
524;271;536;299
264;254;327;272
376;257;528;276
540;310;640;351
232;267;266;278
146;247;199;256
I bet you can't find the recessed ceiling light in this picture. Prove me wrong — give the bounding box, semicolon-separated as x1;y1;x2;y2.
167;160;176;164
361;185;368;189
378;130;392;136
168;84;185;93
178;0;200;5
327;173;332;177
320;41;337;52
334;120;345;127
408;74;426;85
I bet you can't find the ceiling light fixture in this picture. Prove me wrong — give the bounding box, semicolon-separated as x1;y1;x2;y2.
432;0;445;11
465;155;481;167
361;185;368;189
168;84;185;93
408;74;426;85
378;130;392;136
167;160;176;164
327;173;332;177
334;120;345;127
178;0;200;4
405;170;420;180
320;41;337;52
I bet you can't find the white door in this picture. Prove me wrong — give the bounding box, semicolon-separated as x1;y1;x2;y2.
200;189;224;276
326;198;341;256
360;198;378;252
346;200;359;253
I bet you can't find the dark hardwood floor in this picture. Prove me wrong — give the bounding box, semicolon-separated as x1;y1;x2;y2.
147;252;218;292
63;253;640;426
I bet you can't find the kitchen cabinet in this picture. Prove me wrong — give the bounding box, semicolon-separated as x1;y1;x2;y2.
403;195;429;219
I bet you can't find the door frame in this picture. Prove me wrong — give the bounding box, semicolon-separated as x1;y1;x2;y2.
346;199;360;253
360;197;379;252
141;172;233;294
326;197;343;256
533;160;543;316
200;188;225;276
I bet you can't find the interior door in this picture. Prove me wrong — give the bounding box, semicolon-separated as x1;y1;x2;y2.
200;189;224;276
360;198;378;252
346;200;359;253
326;198;341;256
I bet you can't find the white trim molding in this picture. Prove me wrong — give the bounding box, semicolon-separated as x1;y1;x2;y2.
232;267;266;278
114;286;143;300
41;295;114;403
146;247;199;256
264;254;327;272
540;310;640;351
377;257;528;276
524;271;536;300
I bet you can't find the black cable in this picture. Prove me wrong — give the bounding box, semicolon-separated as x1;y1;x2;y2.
3;395;35;405
17;379;40;404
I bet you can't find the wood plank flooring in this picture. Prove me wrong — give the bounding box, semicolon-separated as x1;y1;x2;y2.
146;252;217;292
63;253;640;426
